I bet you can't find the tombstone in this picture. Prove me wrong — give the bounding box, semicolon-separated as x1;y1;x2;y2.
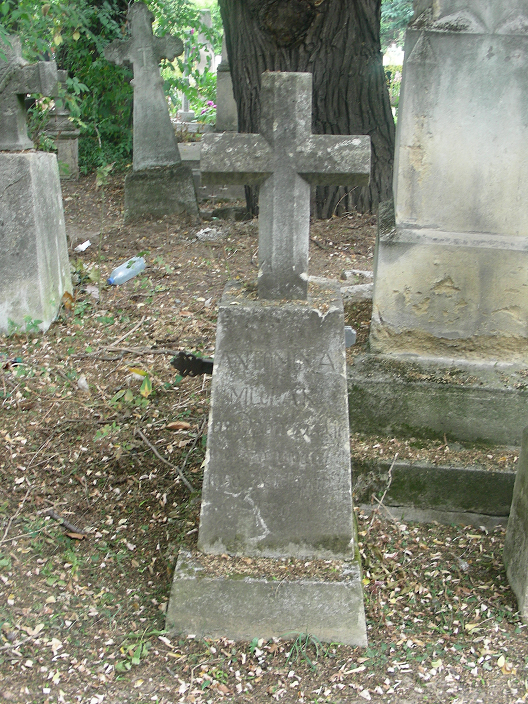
166;72;370;646
174;12;216;132
104;2;198;221
504;427;528;622
44;70;80;180
0;35;72;334
348;0;528;444
215;35;237;133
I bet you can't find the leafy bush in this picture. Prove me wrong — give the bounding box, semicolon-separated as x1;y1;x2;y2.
0;0;221;173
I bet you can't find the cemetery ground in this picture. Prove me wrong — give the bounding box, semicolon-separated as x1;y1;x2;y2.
0;173;527;704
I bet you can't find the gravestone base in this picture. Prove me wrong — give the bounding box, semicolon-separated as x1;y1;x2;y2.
504;427;528;622
0;151;72;334
124;164;199;222
166;550;367;646
348;354;528;446
198;279;356;559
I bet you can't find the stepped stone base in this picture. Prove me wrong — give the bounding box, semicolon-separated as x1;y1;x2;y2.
348;354;528;445
166;550;367;646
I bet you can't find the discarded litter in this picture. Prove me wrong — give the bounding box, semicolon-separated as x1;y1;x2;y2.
195;227;225;242
107;257;146;285
74;240;92;252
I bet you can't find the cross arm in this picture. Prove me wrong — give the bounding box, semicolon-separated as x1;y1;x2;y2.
104;39;131;66
21;61;58;97
200;133;273;185
295;135;371;186
154;35;184;63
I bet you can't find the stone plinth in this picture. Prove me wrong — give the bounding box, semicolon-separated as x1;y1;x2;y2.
167;551;366;646
348;354;528;445
0;152;72;333
124;165;199;222
504;427;528;622
198;280;355;558
371;4;528;362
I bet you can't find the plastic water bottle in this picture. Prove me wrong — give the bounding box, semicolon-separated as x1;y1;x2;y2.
107;257;146;285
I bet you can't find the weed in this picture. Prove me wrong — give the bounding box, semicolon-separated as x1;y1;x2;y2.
284;632;322;671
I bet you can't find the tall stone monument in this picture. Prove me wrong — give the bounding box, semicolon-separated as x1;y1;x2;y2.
167;72;370;646
104;2;198;221
0;35;72;334
348;0;528;444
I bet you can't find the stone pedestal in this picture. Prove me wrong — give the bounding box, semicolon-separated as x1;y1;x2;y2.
371;4;528;362
352;2;528;444
0;152;72;333
504;427;528;622
124;164;199;222
45;107;80;180
167;279;366;644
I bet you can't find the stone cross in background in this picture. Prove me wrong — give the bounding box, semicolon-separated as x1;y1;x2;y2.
104;2;184;172
104;2;198;221
0;35;58;150
201;72;370;300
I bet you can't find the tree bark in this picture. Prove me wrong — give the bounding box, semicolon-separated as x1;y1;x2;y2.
218;0;395;216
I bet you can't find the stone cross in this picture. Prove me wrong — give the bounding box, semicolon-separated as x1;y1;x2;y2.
201;72;371;300
104;2;184;171
0;35;58;151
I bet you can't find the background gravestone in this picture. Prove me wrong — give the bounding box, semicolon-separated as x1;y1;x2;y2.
348;0;528;445
44;70;80;180
167;73;369;646
104;2;198;221
0;35;72;334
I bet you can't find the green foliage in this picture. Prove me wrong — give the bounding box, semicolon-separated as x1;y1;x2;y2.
381;0;413;50
1;0;221;172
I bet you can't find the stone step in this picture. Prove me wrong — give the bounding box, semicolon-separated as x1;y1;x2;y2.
352;458;516;529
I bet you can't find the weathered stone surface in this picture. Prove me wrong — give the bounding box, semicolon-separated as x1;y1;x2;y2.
353;459;515;519
198;279;355;559
104;2;184;172
0;152;72;333
124;165;199;222
413;0;528;31
215;36;238;132
0;35;58;151
371;8;528;362
504;427;528;622
348;354;528;445
166;551;367;646
201;72;370;300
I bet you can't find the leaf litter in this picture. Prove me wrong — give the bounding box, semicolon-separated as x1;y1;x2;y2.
0;173;526;703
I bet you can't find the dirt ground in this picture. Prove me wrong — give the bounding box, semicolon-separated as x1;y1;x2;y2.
0;174;527;704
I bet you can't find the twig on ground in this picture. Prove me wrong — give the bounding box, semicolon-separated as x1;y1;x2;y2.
45;508;86;536
180;417;208;478
72;346;181;360
134;428;194;493
310;237;329;251
368;452;399;530
109;315;146;347
0;486;32;546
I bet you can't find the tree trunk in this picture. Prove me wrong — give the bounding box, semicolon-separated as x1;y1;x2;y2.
218;0;395;217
